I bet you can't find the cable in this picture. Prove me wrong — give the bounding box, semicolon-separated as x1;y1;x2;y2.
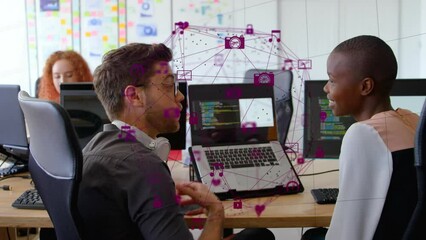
299;169;339;176
1;185;12;190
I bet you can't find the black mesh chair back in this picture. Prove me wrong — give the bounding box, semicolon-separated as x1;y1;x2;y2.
403;99;426;240
18;91;83;240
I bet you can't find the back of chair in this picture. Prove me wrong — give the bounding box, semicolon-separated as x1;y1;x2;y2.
403;99;426;240
18;91;83;240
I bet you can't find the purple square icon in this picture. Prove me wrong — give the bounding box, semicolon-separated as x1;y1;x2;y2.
177;70;192;81
233;199;242;209
297;59;312;69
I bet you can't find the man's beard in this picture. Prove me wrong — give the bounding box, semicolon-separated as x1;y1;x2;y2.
146;110;180;135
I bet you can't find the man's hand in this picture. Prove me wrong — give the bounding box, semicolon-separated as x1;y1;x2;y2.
175;182;224;218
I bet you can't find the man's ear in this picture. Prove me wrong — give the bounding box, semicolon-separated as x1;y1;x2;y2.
360;77;374;96
123;86;144;107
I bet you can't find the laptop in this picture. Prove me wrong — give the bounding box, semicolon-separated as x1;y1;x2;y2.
188;83;303;200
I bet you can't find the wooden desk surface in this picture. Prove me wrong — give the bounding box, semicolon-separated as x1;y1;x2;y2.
0;159;338;228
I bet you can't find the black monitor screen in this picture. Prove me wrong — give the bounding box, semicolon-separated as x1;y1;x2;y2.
303;79;426;159
60;82;187;150
0;85;29;161
189;83;276;147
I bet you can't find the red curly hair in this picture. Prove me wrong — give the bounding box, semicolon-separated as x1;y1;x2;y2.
38;50;93;102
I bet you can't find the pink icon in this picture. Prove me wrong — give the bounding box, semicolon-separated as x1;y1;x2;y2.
254;72;274;86
282;59;293;71
176;70;192;81
129;63;145;81
175;194;182;204
153;195;163;208
233;199;242;209
255;204;265;217
268;30;281;42
211;178;221;186
190;217;203;230
189;112;198;125
224;35;245;49
156;61;169;74
296;154;305;164
315;147;325;158
245;24;254;34
214;54;224;66
118;125;136;142
192;150;201;162
164;108;180;118
225;87;242;99
148;172;162;185
320;111;327;122
285;142;299;153
210;162;224;177
241;122;257;133
173;21;189;34
297;59;312;69
286;180;300;192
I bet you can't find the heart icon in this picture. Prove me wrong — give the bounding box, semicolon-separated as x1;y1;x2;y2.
255;204;265;217
182;21;189;29
211;178;221;186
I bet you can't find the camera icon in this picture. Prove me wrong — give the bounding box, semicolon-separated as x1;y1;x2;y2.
225;35;245;49
254;72;274;86
136;24;157;37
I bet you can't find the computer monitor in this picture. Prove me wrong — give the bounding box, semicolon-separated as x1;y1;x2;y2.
60;82;187;150
0;85;29;161
303;79;426;159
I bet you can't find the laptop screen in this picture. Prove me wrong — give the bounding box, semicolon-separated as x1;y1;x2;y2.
189;83;277;147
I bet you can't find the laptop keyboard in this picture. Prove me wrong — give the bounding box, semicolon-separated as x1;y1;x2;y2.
205;146;280;169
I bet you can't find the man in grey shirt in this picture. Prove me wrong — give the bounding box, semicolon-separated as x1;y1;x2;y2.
77;43;224;240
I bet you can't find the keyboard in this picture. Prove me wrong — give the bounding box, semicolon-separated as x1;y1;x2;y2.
311;188;339;204
12;189;45;210
0;153;29;178
205;146;280;170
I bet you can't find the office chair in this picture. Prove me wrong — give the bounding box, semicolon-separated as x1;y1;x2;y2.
35;77;41;98
18;91;84;240
243;69;293;145
403;99;426;240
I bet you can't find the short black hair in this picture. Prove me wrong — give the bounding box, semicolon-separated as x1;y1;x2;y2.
333;35;397;96
93;43;172;120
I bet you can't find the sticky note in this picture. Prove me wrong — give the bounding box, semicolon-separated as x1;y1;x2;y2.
119;37;126;43
102;35;108;42
66;29;72;35
60;19;66;25
119;23;125;28
111;5;118;11
111;16;118;22
85;32;91;37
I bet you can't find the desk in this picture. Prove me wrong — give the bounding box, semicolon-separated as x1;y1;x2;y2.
0;160;338;231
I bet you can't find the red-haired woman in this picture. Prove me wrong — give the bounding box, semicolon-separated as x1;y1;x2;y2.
38;50;93;102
